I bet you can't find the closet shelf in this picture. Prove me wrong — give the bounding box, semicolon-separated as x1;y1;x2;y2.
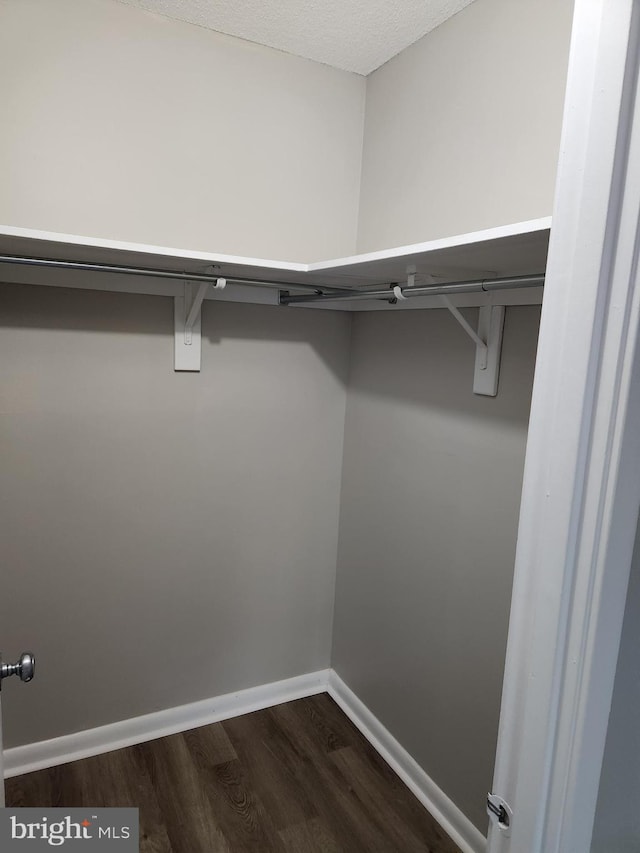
0;218;549;306
0;219;549;387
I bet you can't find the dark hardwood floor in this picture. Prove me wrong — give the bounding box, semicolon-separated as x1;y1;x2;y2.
5;694;462;853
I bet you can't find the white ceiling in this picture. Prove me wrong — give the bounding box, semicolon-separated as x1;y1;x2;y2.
116;0;477;75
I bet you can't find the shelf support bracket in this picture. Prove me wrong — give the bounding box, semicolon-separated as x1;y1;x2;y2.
441;297;505;396
174;278;226;372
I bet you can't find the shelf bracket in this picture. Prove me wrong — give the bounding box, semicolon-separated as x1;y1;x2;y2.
174;278;226;371
441;297;505;396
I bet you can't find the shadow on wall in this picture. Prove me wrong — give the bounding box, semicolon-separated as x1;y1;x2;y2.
0;280;351;748
0;281;351;384
346;305;541;428
331;303;542;833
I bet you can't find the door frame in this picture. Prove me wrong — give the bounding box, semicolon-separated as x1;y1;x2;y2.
488;1;640;851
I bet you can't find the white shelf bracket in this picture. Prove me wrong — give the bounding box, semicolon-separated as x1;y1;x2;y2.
440;297;505;396
174;278;226;372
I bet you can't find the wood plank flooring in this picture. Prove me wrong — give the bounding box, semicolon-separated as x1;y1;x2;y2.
5;694;462;853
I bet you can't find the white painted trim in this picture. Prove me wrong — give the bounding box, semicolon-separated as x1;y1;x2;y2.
5;668;485;853
0;697;4;807
489;2;640;852
3;669;330;779
327;672;487;853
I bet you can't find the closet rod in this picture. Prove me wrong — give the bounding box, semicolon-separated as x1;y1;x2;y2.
0;254;350;295
280;273;545;305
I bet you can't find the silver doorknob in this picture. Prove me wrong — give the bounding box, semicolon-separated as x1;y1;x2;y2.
1;652;35;684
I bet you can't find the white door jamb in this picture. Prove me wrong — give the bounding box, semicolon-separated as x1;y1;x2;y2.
489;2;640;851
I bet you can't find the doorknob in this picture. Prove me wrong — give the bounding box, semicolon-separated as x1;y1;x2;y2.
0;652;35;685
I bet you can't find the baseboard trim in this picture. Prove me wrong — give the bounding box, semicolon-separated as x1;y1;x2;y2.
3;669;331;779
4;667;487;853
327;671;487;853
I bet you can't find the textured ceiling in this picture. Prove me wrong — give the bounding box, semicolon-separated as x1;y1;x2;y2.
115;0;477;75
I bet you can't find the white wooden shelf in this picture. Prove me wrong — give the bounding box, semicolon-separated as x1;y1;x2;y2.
0;218;549;309
0;219;549;388
309;217;549;288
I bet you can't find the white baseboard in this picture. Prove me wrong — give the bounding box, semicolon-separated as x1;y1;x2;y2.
4;667;487;853
327;671;487;853
3;669;331;779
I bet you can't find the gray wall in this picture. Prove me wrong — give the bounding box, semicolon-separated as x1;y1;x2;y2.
0;0;365;261
332;305;540;832
0;283;350;748
591;516;640;853
0;0;575;262
0;0;566;836
356;0;574;251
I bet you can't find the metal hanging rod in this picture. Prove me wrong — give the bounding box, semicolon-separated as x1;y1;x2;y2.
0;254;351;295
0;254;545;304
280;273;545;305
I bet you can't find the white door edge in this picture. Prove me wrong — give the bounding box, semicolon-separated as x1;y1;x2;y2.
0;695;4;807
489;1;640;852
